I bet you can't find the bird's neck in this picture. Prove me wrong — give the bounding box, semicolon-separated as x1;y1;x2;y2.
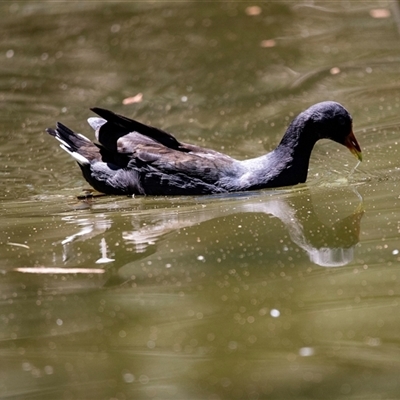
257;118;319;187
277;116;319;168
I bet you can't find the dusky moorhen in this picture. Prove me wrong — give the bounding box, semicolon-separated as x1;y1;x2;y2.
46;101;362;195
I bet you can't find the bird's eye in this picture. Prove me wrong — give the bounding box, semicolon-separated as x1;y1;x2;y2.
337;116;345;126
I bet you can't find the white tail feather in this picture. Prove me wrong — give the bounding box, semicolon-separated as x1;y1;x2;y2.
77;133;92;142
87;117;107;131
59;144;90;165
55;136;71;149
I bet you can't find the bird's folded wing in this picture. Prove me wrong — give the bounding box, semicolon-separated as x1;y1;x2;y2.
116;135;239;182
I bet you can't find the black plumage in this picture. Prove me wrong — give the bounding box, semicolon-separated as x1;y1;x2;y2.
46;101;362;195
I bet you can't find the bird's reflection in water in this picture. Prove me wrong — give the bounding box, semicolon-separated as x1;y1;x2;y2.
61;215;112;262
61;187;364;268
256;189;364;267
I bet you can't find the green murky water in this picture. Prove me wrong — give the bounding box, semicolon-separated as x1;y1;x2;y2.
1;1;400;399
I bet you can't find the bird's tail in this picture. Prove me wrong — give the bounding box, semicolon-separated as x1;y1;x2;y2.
46;122;99;165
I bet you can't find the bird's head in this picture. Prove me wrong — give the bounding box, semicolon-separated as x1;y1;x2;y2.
306;101;362;161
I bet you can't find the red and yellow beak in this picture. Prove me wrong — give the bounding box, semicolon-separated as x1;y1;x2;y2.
344;131;362;161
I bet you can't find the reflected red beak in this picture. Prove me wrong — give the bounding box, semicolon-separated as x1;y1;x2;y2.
344;131;362;161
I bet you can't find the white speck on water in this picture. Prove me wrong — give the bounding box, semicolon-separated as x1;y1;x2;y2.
181;96;188;102
123;372;135;383
228;341;238;350
197;255;205;261
6;49;14;58
270;309;280;318
299;347;315;357
111;23;120;33
56;319;63;326
139;375;149;384
392;249;399;255
22;362;31;371
44;365;54;375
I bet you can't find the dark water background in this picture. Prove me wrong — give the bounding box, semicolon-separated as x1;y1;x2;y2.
1;1;400;399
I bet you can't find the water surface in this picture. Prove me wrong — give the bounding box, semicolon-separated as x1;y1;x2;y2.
1;1;400;399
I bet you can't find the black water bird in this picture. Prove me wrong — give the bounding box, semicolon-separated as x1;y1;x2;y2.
46;101;362;195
